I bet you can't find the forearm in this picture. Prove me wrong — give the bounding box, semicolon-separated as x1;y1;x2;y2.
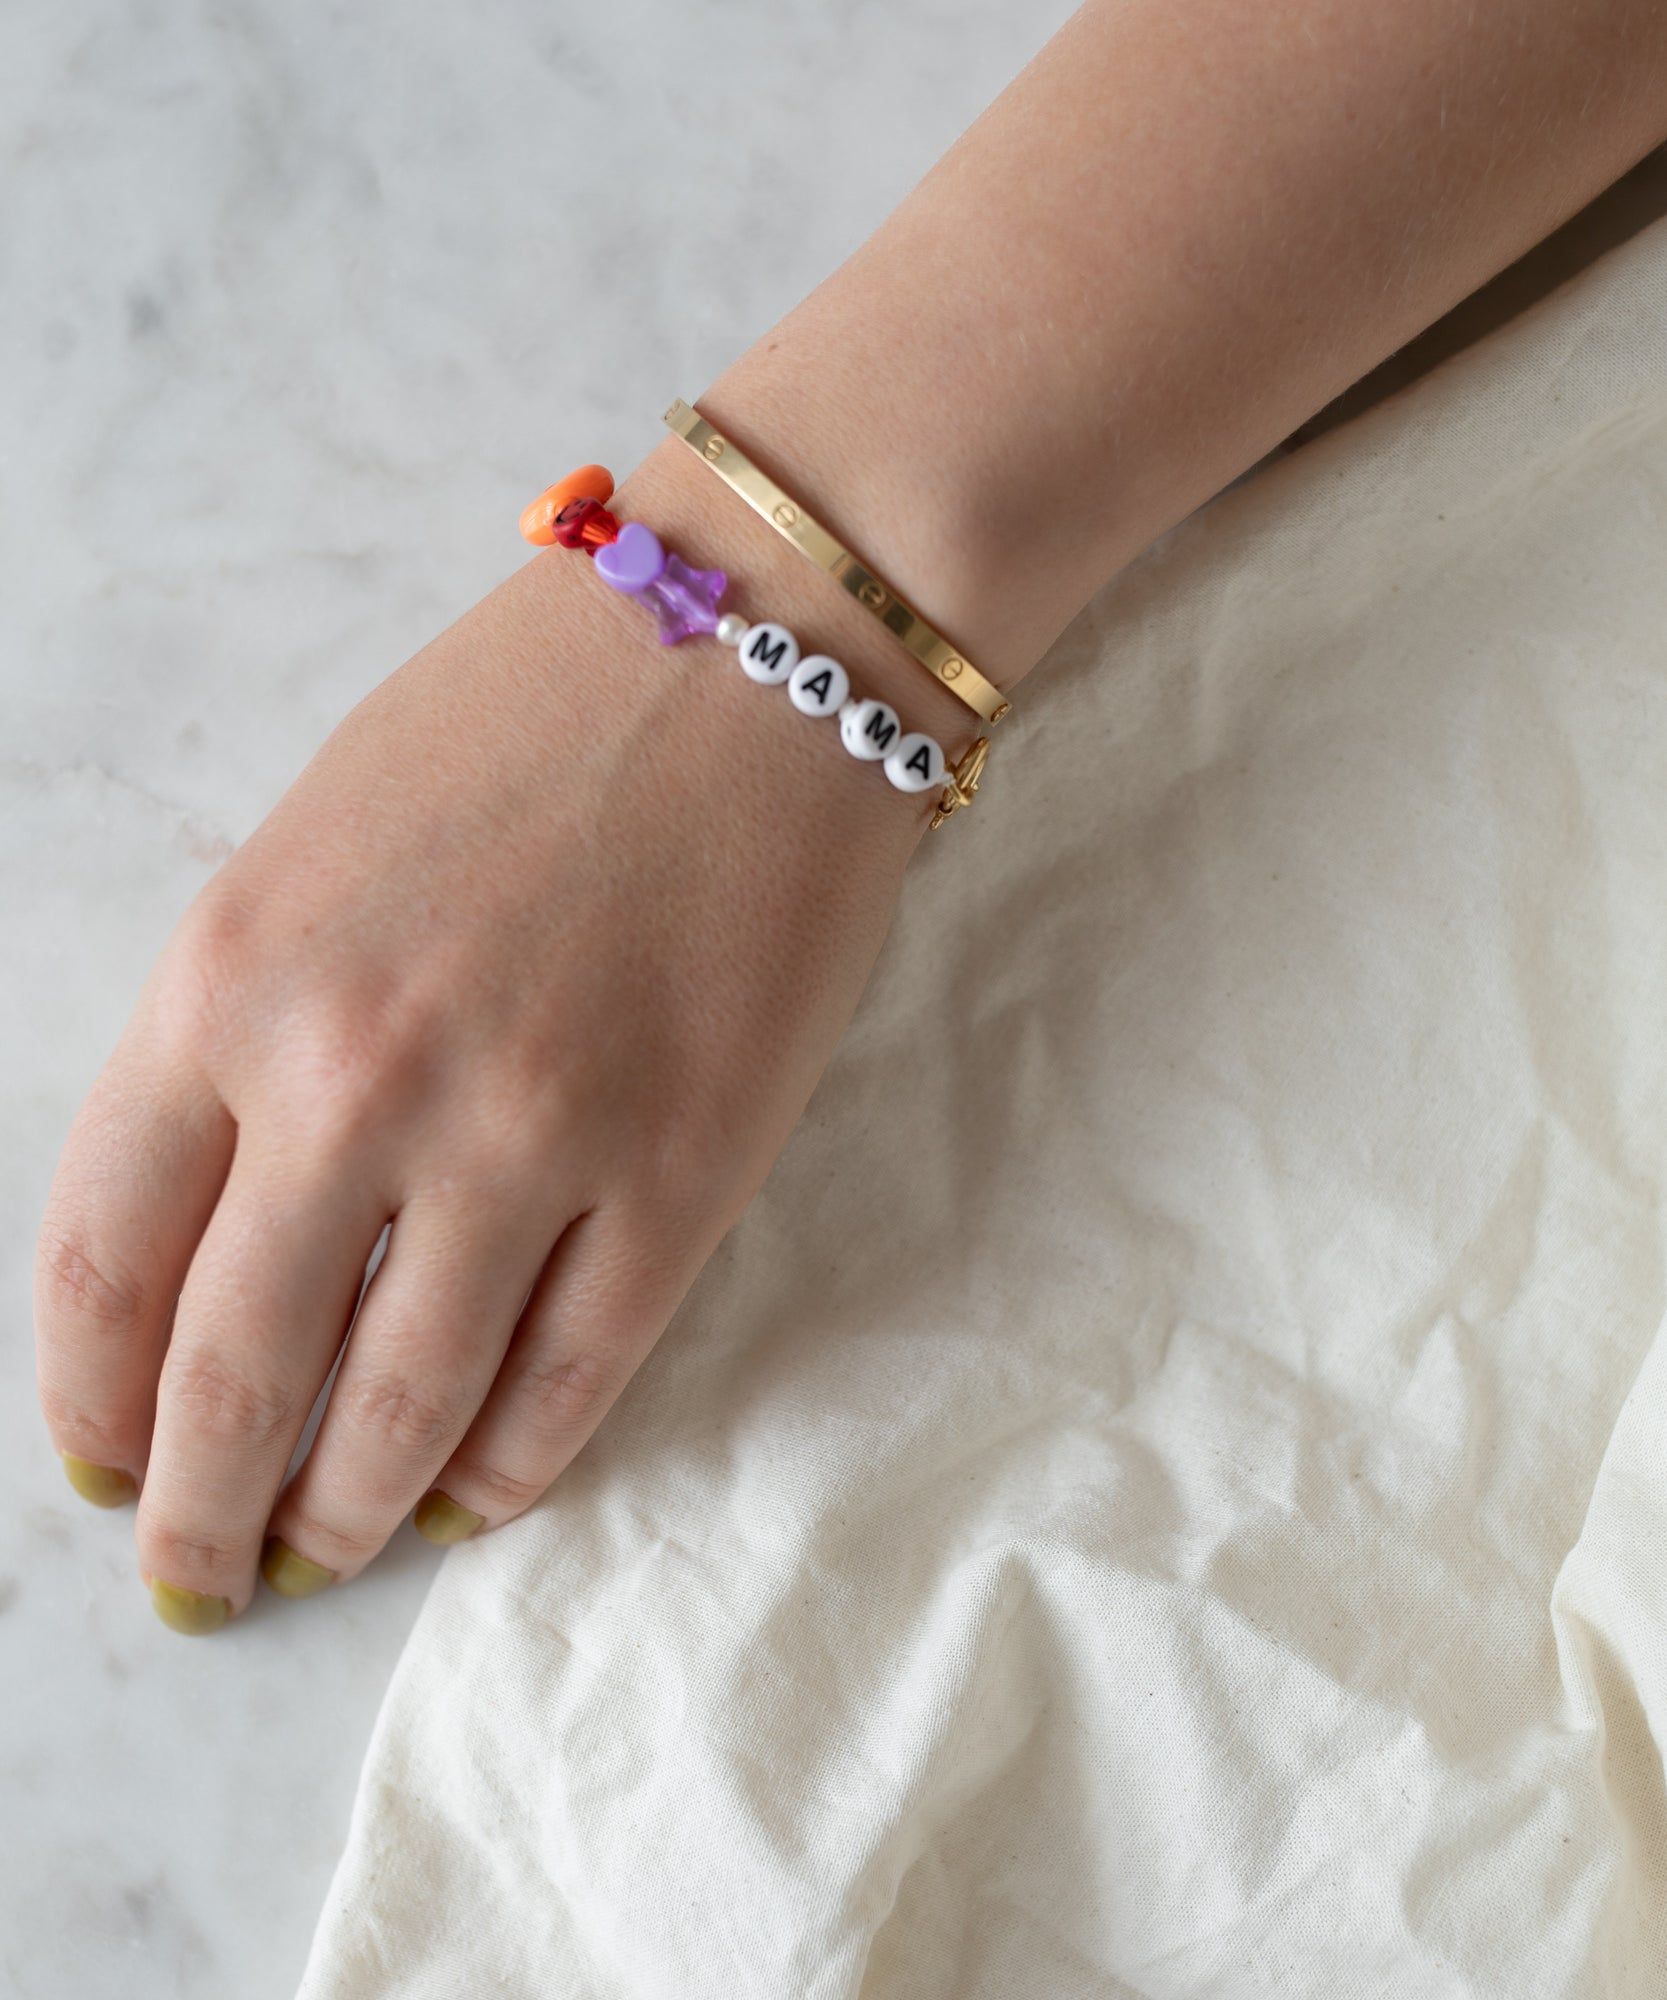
669;0;1667;701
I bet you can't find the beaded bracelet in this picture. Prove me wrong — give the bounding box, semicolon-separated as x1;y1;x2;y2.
520;466;989;826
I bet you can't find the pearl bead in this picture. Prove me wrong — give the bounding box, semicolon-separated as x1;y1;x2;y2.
787;654;849;718
715;613;749;648
738;621;799;685
884;732;948;794
839;697;902;762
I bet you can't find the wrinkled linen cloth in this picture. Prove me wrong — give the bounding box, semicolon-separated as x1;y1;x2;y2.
299;216;1667;2000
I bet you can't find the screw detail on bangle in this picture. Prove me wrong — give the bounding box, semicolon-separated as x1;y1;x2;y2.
662;398;1011;729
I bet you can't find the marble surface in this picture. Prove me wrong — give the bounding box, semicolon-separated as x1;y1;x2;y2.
0;3;1073;1995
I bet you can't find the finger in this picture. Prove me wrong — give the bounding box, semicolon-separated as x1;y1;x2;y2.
35;1038;235;1508
136;1144;388;1632
260;1187;561;1594
412;1205;689;1541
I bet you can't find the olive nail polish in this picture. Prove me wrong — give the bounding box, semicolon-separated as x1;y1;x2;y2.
413;1491;484;1545
149;1578;231;1636
260;1536;337;1599
61;1453;138;1508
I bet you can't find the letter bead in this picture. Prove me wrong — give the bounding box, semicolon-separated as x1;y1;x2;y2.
788;654;850;718
840;697;901;761
738;621;799;685
883;732;948;794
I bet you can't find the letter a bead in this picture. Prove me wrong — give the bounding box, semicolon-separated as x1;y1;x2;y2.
840;697;901;761
738;622;799;685
883;732;947;794
788;654;849;718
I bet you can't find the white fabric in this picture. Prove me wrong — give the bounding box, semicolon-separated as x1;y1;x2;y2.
298;217;1667;1999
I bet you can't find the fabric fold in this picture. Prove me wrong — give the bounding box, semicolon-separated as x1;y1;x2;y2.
300;216;1667;1999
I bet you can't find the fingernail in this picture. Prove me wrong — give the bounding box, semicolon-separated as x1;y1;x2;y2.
260;1536;337;1599
413;1491;484;1545
149;1578;231;1636
61;1453;138;1508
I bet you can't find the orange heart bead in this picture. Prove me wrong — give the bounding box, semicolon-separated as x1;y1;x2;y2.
519;463;616;544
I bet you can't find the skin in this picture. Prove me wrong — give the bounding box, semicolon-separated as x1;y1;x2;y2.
35;0;1667;1624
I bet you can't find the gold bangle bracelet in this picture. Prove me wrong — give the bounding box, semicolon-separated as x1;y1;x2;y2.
663;398;1012;728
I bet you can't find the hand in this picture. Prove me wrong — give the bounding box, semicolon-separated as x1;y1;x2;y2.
34;441;951;1631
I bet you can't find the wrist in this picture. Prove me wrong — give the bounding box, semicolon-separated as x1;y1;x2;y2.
689;364;1020;717
618;436;983;751
695;216;1083;700
510;444;957;873
608;437;985;840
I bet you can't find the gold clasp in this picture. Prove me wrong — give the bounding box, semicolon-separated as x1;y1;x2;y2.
929;737;990;830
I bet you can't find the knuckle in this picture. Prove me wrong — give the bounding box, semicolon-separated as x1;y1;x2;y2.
156;891;256;1044
149;952;221;1055
166;1346;302;1449
444;1074;571;1186
36;1223;147;1330
143;1519;244;1581
516;1345;622;1435
631;1135;728;1234
275;1503;384;1564
178;881;256;968
451;1458;546;1515
37;1383;141;1459
334;1368;466;1456
275;992;441;1154
470;1105;564;1185
279;1051;389;1152
498;1062;586;1140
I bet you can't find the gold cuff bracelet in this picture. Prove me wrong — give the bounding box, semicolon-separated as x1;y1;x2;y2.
663;398;1011;728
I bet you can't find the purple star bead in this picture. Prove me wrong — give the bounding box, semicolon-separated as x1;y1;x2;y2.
641;552;728;645
593;520;727;645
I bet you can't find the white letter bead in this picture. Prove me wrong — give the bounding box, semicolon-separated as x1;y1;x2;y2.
715;612;749;648
840;698;902;761
738;621;799;684
787;654;849;718
883;732;948;794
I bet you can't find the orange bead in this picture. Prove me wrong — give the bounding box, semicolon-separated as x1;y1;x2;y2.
519;464;616;545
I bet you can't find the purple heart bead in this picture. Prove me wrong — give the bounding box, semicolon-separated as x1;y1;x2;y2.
594;519;666;594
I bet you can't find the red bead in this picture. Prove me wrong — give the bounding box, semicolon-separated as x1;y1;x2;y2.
519;464;616;545
552;497;619;552
578;509;619;553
